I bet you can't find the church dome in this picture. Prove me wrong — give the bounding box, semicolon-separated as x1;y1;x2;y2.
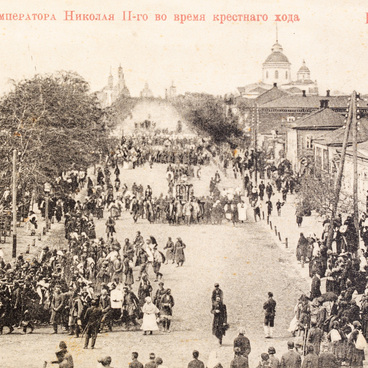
264;42;290;64
298;60;310;73
264;51;290;63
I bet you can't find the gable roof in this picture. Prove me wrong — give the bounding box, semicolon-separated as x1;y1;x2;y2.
292;108;345;130
255;86;289;105
314;118;368;146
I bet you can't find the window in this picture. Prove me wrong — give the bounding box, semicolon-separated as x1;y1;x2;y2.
275;70;279;79
266;71;269;79
306;135;313;149
286;116;295;122
285;71;288;79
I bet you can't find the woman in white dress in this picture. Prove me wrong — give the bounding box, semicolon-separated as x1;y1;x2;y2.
141;296;159;335
237;201;247;223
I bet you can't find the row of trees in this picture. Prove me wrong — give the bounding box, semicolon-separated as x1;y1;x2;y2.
0;71;112;199
173;93;244;145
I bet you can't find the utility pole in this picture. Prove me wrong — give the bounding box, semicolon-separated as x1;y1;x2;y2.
352;92;359;247
326;92;354;249
254;104;258;186
12;149;17;258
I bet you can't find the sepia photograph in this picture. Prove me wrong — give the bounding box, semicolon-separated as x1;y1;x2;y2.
1;0;368;367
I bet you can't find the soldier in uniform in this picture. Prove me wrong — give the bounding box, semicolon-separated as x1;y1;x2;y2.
99;289;112;332
83;298;103;349
263;292;276;338
50;285;65;334
211;283;223;303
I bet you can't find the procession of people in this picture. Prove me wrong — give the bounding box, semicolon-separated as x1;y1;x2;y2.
1;131;368;368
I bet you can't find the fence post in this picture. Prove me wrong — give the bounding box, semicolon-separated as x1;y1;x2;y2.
285;238;288;248
278;231;281;241
274;226;277;236
270;221;273;230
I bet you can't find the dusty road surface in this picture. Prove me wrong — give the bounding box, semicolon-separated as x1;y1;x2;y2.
0;163;308;368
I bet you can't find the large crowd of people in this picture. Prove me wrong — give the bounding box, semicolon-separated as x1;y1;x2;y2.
2;133;368;368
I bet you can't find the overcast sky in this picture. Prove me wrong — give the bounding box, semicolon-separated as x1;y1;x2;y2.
0;0;367;97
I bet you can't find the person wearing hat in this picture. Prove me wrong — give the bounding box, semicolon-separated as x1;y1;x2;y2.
58;341;74;368
153;282;166;309
97;356;113;367
347;321;365;368
233;328;251;358
188;350;205;368
267;347;279;368
145;353;157;368
230;347;249;368
280;341;301;368
263;292;276;338
160;289;175;332
212;284;223;303
301;345;318;368
122;287;140;329
83;298;103;349
211;295;228;346
256;353;270;368
306;320;323;355
50;285;65;334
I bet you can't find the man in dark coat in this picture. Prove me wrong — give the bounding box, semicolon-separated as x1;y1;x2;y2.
233;328;251;358
263;292;276;338
211;283;223;303
280;341;301;368
310;273;321;300
230;347;249;368
129;352;144;368
307;321;324;355
211;296;227;345
83;298;102;349
187;351;205;368
302;345;318;368
318;344;339;368
50;285;65;334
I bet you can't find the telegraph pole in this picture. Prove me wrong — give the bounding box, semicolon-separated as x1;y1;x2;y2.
12;149;17;258
352;92;359;246
326;93;354;249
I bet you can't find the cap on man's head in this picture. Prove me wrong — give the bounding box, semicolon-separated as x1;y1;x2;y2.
149;353;156;360
268;292;273;297
261;353;269;361
287;341;294;349
158;282;164;286
268;347;276;354
193;350;199;358
214;283;219;287
59;341;67;349
155;358;163;365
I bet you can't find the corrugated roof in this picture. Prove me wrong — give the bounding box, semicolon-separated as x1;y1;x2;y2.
293;108;345;130
314;118;368;146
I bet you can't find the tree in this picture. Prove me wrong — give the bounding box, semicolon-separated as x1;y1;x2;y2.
173;94;244;143
295;173;353;217
0;71;106;196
